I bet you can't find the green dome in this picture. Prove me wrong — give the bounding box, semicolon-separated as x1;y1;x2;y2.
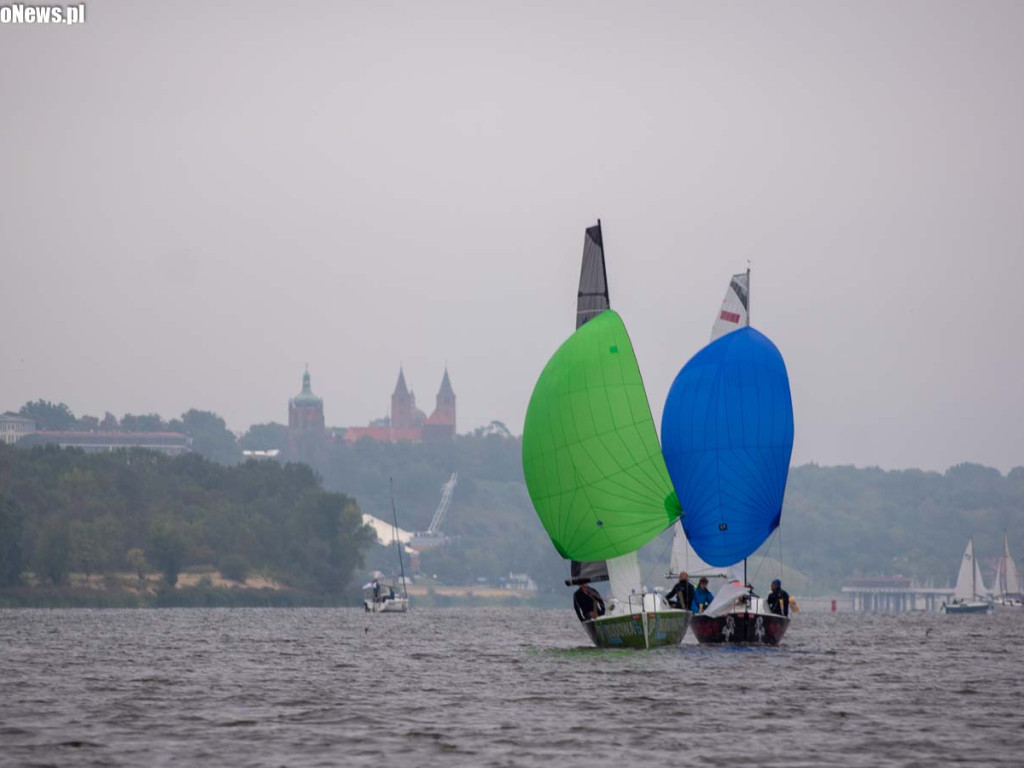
293;368;322;406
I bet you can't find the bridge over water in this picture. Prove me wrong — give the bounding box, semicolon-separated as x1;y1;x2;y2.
840;577;954;613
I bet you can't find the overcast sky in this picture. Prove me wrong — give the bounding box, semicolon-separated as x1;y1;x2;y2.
2;1;1022;473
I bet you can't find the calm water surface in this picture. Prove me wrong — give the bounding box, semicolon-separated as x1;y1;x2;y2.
1;607;1021;767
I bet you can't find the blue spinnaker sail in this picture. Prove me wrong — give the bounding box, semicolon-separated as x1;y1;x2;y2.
661;326;794;567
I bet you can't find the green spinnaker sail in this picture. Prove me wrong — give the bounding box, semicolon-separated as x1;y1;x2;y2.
522;310;681;562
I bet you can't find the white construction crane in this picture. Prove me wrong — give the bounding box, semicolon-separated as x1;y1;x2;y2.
426;472;458;534
409;472;458;551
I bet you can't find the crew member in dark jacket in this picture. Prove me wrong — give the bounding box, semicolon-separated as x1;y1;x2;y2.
766;579;790;616
573;583;606;622
665;571;695;611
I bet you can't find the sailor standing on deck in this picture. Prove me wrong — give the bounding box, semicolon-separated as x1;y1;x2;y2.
573;583;606;622
767;579;790;616
665;571;695;610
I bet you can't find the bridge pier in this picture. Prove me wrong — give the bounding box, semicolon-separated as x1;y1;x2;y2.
841;584;952;614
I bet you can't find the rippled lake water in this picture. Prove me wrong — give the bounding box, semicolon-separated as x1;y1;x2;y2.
1;607;1021;766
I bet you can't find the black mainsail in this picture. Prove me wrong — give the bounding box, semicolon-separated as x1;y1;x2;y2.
566;220;611;586
575;221;610;330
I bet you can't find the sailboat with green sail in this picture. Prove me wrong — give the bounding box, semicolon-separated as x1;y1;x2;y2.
522;222;690;649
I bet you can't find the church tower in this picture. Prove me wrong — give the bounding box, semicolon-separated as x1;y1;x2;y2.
390;367;417;430
423;367;456;440
287;366;325;461
288;366;325;432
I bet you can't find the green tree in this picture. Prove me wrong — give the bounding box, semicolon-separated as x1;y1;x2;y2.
126;548;148;580
181;409;241;465
0;494;25;586
148;522;186;587
35;524;70;585
238;422;289;452
218;553;249;582
76;415;100;431
19;400;77;430
121;413;167;432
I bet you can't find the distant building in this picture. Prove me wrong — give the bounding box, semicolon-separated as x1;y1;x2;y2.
344;367;456;443
242;449;281;461
288;367;325;434
287;367;325;462
504;572;538;592
0;414;36;445
18;430;191;455
422;369;457;441
282;365;457;454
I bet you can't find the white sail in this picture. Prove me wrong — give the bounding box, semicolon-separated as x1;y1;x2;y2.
953;539;976;601
710;271;750;342
1000;534;1020;595
607;551;643;606
953;538;988;600
973;557;987;597
702;581;750;618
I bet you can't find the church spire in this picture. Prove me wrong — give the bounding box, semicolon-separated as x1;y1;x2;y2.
393;367;409;397
437;366;455;398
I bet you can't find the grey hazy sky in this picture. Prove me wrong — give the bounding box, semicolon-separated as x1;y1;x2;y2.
2;1;1022;472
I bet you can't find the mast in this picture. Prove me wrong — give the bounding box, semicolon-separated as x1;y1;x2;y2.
746;265;751;326
971;537;976;598
389;478;409;601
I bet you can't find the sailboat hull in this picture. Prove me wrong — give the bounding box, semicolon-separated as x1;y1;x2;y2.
364;597;409;613
583;609;690;649
690;611;789;645
941;600;991;615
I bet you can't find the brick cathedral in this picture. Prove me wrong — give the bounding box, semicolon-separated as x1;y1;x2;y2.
287;366;456;446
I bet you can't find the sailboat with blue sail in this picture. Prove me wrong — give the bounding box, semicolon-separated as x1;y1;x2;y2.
661;270;795;644
522;222;690;649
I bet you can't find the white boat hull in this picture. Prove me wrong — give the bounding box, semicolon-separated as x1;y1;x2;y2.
993;596;1023;609
364;597;409;613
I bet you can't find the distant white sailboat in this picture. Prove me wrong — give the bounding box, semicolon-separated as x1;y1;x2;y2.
992;533;1023;609
364;480;410;614
941;538;991;615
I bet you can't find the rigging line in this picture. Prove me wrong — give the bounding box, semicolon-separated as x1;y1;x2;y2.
778;523;784;584
747;528;778;587
643;528;673;589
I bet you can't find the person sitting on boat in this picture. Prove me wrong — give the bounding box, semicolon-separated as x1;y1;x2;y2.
691;577;714;613
666;571;695;611
766;579;790;616
573;583;606;622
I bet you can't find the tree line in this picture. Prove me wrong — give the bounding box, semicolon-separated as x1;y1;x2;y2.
7;399;1024;594
0;444;373;598
12;400;241;465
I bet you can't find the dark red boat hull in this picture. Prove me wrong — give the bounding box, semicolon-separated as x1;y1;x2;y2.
691;611;790;645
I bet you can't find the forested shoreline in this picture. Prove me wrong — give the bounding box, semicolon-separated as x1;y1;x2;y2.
0;444;374;607
3;400;1024;605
